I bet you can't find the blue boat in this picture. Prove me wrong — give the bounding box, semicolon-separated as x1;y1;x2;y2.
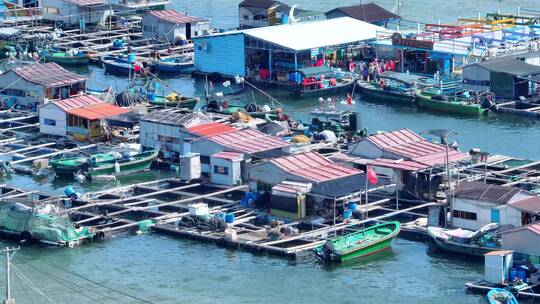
102;55;145;76
487;288;518;304
154;56;194;74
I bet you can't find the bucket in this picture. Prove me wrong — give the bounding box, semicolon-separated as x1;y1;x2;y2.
64;186;76;198
343;210;352;219
348;203;358;211
225;213;235;224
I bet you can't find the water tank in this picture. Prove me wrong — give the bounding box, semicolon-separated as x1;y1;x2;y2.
179;153;201;181
64;186;76;198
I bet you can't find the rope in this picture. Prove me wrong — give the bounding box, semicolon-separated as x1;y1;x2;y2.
12;265;56;303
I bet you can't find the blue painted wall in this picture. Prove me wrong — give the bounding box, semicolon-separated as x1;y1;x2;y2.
194;33;246;77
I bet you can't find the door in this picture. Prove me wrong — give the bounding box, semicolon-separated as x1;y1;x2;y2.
185;23;192;40
491;208;500;223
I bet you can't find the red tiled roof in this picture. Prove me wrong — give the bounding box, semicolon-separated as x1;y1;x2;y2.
509;196;540;214
270;152;362;182
67;103;129;120
52;95;103;111
500;223;540;236
65;0;104;6
148;9;201;24
12;63;86;87
212;152;243;161
187;122;236;137
207;129;289;154
365;129;469;167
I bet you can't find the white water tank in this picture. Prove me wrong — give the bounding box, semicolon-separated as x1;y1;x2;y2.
179;153;201;181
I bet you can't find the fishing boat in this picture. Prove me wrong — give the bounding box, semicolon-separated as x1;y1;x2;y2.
148;92;199;109
427;224;501;256
415;89;491;115
315;221;401;262
299;97;365;137
102;55;150;76
50;152;117;176
293;66;356;98
40;49;91;65
487;288;519;304
0;200;95;247
86;149;158;178
154;56;194;74
357;71;428;104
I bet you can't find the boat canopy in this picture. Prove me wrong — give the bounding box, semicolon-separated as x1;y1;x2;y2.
379;71;429;86
295;66;334;77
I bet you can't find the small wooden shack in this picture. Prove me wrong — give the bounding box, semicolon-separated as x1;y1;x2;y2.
141;9;210;43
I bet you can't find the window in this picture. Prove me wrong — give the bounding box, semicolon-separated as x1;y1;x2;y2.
243;14;250;20
158;135;179;144
213;165;229;175
453;210;477;221
200;155;210;164
45;7;59;15
43;119;56;126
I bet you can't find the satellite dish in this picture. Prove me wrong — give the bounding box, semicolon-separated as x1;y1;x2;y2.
289;4;300;24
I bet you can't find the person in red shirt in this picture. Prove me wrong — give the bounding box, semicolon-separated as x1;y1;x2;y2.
389;59;395;71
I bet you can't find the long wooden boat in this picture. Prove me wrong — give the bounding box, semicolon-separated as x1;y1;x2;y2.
102;56;135;76
487;288;519;304
154;56;194;74
148;95;198;109
315;221;400;262
87;149;158;178
293;66;356;98
50;153;117;176
427;226;499;256
415;90;488;115
41;49;90;65
357;71;429;104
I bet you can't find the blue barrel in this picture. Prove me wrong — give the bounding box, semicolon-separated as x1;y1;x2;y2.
509;268;519;281
281;14;289;24
148;92;156;101
343;210;352;219
348;203;358;211
225;213;235;224
518;269;527;281
64;186;75;198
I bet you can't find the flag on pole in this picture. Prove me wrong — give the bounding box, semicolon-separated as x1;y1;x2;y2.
367;166;378;185
347;93;352;106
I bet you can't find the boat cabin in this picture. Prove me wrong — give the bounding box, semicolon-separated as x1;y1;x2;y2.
141;9;210;43
451;182;540;231
39;95;129;139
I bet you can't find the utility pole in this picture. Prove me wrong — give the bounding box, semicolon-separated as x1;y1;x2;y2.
2;247;19;304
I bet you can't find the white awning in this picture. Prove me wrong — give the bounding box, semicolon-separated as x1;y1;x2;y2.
243;17;390;51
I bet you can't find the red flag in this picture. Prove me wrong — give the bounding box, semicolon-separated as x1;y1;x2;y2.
367;166;378;185
347;93;352;106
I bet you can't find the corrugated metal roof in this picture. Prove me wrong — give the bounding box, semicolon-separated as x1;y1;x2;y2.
140;110;212;128
211;151;243;161
500;223;540;237
325;3;398;23
365;129;469;167
11;62;86;87
65;0;105;6
67;103;129;120
454;182;525;205
272;181;312;194
370;158;429;171
270;152;362;182
509;196;540;214
243;17;390;51
52;95;103;111
187;122;236;137
148;9;201;24
208;129;289;154
476;58;540;77
239;0;288;9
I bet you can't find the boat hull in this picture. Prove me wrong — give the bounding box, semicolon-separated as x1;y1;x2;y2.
43;54;89;65
487;288;519;304
415;91;484;115
149;98;198;109
427;227;496;256
88;151;157;178
337;236;394;262
156;62;194;73
294;80;354;98
359;83;415;104
103;61;133;75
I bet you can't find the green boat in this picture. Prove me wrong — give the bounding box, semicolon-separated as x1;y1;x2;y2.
87;149;158;178
41;49;91;65
358;71;429;104
415;90;488;115
50;153;117;176
0;200;95;247
148;95;199;109
315;221;401;262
